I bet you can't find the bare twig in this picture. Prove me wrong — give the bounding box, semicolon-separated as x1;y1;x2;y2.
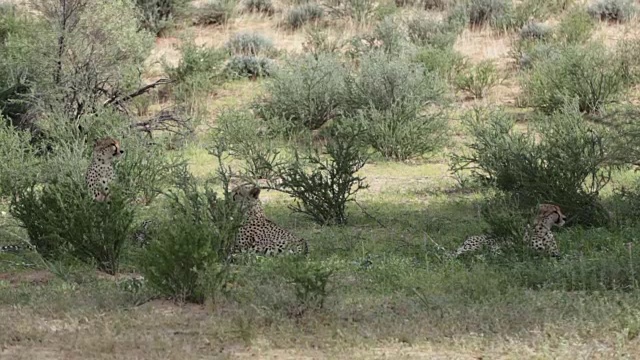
103;78;171;106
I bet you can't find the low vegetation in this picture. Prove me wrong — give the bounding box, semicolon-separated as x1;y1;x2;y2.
2;0;640;358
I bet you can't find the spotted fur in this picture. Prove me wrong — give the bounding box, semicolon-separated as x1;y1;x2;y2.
85;137;124;202
231;185;308;256
0;244;36;253
455;204;567;258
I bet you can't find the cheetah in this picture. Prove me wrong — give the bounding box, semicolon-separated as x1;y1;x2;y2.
455;204;567;258
231;185;308;256
0;244;35;253
85;137;124;202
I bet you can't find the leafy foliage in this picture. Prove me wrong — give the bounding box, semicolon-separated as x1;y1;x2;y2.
272;120;369;225
135;0;190;36
451;104;615;226
225;32;275;56
255;54;347;133
520;43;627;114
10;178;135;275
454;60;500;99
225;56;274;79
139;165;244;303
357;99;449;161
284;3;324;29
587;0;636;23
406;17;460;49
193;0;238;25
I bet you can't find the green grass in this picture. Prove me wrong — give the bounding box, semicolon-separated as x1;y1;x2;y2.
3;152;640;357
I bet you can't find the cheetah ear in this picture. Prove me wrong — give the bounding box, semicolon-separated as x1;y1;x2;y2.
249;187;261;199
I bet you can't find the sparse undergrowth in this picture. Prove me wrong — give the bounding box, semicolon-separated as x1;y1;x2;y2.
4;0;640;357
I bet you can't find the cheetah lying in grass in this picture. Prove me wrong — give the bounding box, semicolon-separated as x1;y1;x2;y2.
455;204;567;258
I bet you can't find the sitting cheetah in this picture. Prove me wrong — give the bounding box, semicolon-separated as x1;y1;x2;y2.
85;137;124;202
231;185;308;256
455;204;567;258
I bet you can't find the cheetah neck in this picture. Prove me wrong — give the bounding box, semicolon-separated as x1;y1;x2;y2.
91;152;113;167
245;204;265;220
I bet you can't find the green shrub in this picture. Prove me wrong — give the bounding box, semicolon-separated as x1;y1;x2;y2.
225;32;275;56
284;3;324;29
193;0;238;25
244;0;274;14
372;16;408;54
213;109;283;180
164;40;227;113
135;0;189;36
139;166;244;303
10;178;135;275
325;0;378;23
454;60;501;99
450;104;614;226
272;120;369;225
255;54;347;133
556;6;595;44
277;259;334;311
358;99;449;161
519;22;552;40
587;0;636;23
395;0;452;10
301;27;344;58
515;42;561;70
465;0;513;29
406;17;459;49
521;42;628;114
344;51;446;115
616;39;640;86
0;123;38;199
225;56;274;79
413;46;467;82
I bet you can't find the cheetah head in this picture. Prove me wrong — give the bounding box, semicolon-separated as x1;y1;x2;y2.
536;204;566;228
231;184;264;217
93;137;124;160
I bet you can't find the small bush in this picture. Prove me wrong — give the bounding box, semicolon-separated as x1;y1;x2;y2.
515;42;561;70
244;0;275;14
395;0;452;10
273;120;369;225
465;0;513;29
617;39;640;86
372;16;408;54
10;178;135;275
344;51;447;115
0;123;38;199
450;104;614;226
284;3;324;29
301;27;344;58
135;0;189;36
225;32;275;56
454;60;501;99
587;0;636;23
556;6;595;44
164;41;227;87
413;46;467;82
358;99;450;161
139;166;244;303
255;54;347;133
406;17;459;49
225;56;274;79
519;22;552;41
163;41;227;113
193;0;238;25
325;0;378;23
213;109;283;180
521;42;627;114
277;259;334;311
